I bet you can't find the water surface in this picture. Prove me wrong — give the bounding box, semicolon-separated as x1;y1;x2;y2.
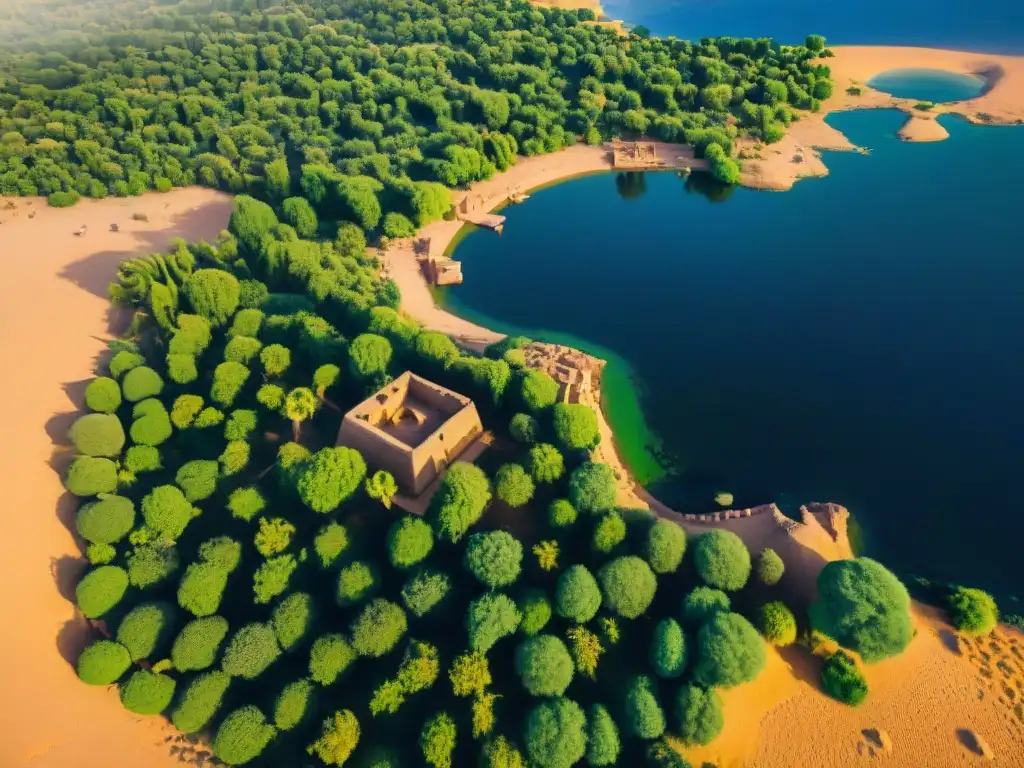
442;110;1024;601
869;68;987;102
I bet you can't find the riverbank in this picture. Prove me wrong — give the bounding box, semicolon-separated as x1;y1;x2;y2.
743;45;1024;189
0;188;233;767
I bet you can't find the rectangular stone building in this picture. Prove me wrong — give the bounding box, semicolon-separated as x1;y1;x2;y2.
336;371;484;496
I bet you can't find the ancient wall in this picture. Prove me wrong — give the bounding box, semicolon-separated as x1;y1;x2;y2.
407;403;484;494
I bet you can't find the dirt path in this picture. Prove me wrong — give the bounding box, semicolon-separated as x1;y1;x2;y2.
0;189;233;767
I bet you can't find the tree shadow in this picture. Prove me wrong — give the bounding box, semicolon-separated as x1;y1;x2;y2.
51;554;86;603
55;613;92;666
955;728;989;757
777;643;824;687
938;627;962;655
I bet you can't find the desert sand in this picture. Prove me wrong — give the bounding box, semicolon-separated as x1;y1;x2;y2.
741;45;1024;190
0;188;233;767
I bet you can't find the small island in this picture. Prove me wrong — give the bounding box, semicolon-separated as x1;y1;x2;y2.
1;0;1022;767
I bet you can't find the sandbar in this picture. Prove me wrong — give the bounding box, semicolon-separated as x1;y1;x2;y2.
0;188;233;767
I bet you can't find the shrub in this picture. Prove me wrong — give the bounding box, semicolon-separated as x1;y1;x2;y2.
682;587;731;626
275;678;316;730
314;522;349;567
568;463;617;514
170;394;204;429
167;353;198;384
225;335;263;364
225;409;258;441
548;499;577;528
427;462;491;543
948;587;999;636
757;601;797;646
117;601;176;661
465;530;523;588
521;370;559;411
121;366;163;402
298;447;367;514
48;189;80;206
519;589;553;635
645;520;686;574
254;516;295;557
213;706;275;765
651;618;686;678
524;698;587;768
184;269;240;326
692;531;751;591
337;561;380;607
673;684;723;746
387;517;433;570
509;413;539;444
821;650;869;705
272;592;314;651
693;612;766;688
76;495;134;544
309;710;361;766
624;674;665;739
127;541;179;588
66;456;117;496
230;308;264;338
646;739;690;767
239;279;270;309
552;403;599;450
350;599;407;657
527;443;564;484
587;703;620;766
756;548;785;586
414;331;459;368
449;651;491;698
309;634;356;685
260;344;292;377
555;565;601;623
109;350;145;379
211;361;249;407
76;565;128;618
178;562;228;617
193;406;224;427
221;623;281;679
169;315;212;356
130;405;172;447
599;556;657;619
401;569;451;617
480;736;525;768
349;333;393;379
77;639;131;685
421;712;456;768
171;616;229;671
87;543;116;564
253;554;298;604
593;511;626;554
515;635;574;696
68;413;125;457
383;211;415;238
124;445;160;473
120;669;176;714
228;486;266;521
468;592;521;652
143;484;196;538
171;671;230;733
809;558;913;663
85;377;122;413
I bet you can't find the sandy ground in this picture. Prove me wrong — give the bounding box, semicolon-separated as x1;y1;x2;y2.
0;189;233;767
742;45;1024;190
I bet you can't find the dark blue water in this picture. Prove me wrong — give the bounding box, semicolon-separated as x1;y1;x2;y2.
444;109;1024;601
602;0;1024;54
869;68;987;102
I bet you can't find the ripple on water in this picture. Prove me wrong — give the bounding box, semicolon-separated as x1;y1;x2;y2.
868;67;987;103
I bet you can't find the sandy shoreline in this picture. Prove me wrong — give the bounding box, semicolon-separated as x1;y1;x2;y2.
0;189;233;767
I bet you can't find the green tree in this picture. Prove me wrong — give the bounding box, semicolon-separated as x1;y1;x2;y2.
387;516;433;570
948;587;999;636
682;587;731;626
68;413;125;457
693;612;766;688
509;413;539;444
76;495;134;545
66;456;118;496
337;561;380;607
598;556;657;619
820;650;868;705
85;377;122;413
548;499;577;528
645;520;687;574
756;548;785;586
809;558;913;663
495;463;535;508
365;470;398;510
568;463;617;514
527;443;565;484
586;703;620;766
523;698;587;768
552;403;599;450
427;462;491;543
673;684;723;746
309;634;356;685
184;269;240;326
120;669;176;715
350;599;407;657
121;366;164;402
515;634;574;696
519;589;553;636
171;671;231;733
77;639;131;685
650;618;686;678
284;386;319;441
171;616;230;671
281;197;318;236
465;530;523;588
76;565;129;618
275;678;316;731
757;601;797;646
314;522;350;568
349;333;393;379
692;530;751;591
272;592;315;652
468;592;521;652
421;712;456;768
308;710;360;766
593;511;626;554
449;651;491;697
520;370;559;411
214;706;276;766
116;601;177;662
297;447;367;513
555;565;602;623
402;569;452;617
221;623;281;679
624;674;665;739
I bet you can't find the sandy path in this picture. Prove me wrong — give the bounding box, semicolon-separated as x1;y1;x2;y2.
0;189;233;767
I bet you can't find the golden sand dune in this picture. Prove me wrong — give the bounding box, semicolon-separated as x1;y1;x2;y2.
0;189;232;767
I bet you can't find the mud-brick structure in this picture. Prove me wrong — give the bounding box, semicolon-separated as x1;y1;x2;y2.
336;371;484;495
